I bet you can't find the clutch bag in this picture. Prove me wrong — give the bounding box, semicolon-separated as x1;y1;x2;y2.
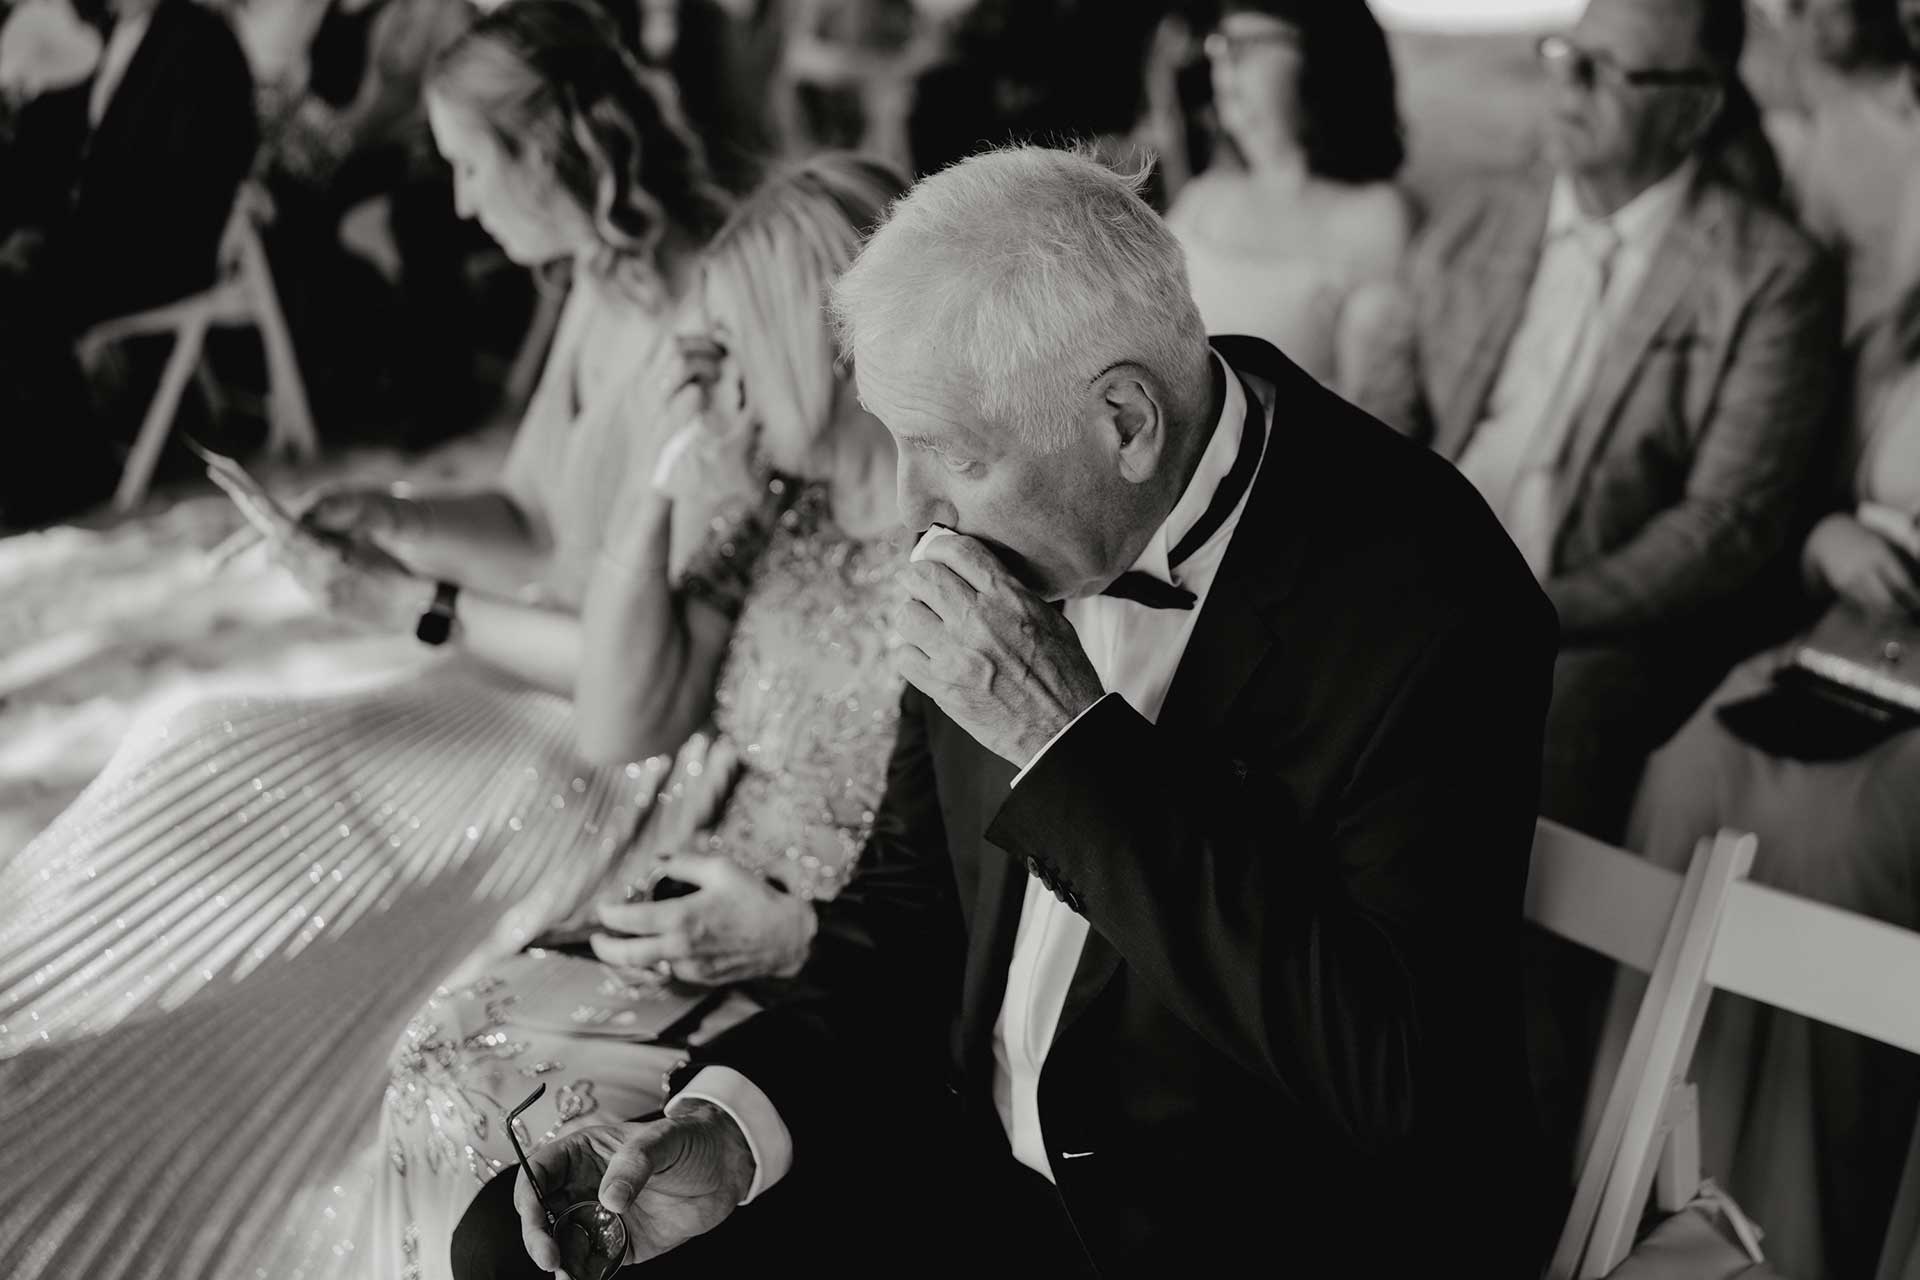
1716;601;1920;760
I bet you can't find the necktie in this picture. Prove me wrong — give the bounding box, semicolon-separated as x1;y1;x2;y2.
1100;372;1266;610
1506;219;1620;579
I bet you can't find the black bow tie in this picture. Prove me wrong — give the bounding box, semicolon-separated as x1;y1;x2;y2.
1100;371;1266;611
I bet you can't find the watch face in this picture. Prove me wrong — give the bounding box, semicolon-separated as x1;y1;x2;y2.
415;610;453;646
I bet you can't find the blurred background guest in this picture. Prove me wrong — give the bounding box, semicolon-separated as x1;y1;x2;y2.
0;0;256;526
1754;0;1909;171
1623;5;1920;1274
905;0;1172;177
1357;0;1840;1179
1362;0;1835;847
1164;0;1412;401
1774;0;1920;366
650;0;783;193
254;0;497;441
765;0;923;171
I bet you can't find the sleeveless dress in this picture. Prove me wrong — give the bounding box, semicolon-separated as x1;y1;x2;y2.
1166;174;1398;399
283;483;909;1279
0;276;737;1280
1626;357;1920;1280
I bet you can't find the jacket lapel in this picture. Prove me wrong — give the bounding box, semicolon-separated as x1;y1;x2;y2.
1434;181;1552;460
1554;182;1719;542
1049;336;1305;1039
80;0;170;176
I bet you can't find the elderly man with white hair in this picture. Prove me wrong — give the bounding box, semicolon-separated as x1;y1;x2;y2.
452;145;1559;1278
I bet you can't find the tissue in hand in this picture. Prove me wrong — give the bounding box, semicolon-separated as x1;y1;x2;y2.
650;423;704;492
910;524;958;563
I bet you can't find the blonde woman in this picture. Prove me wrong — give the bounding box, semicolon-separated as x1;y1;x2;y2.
343;152;911;1280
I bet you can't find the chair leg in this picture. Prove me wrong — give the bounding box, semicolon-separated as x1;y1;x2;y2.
238;223;318;462
1654;1082;1701;1213
195;360;226;423
114;314;210;513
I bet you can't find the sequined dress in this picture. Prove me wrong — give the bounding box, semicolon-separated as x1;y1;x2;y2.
290;483;904;1279
0;279;742;1280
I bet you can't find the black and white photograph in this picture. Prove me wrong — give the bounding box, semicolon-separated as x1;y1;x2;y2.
2;0;1919;1276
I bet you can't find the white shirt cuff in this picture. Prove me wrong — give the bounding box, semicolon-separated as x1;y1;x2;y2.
1011;692;1114;788
666;1066;793;1203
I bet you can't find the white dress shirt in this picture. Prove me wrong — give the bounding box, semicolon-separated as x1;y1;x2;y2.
1458;161;1693;576
669;352;1273;1198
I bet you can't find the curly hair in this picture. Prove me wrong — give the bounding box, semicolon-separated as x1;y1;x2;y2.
428;0;733;306
1217;0;1405;185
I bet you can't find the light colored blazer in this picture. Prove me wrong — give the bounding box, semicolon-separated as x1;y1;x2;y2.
1360;170;1841;644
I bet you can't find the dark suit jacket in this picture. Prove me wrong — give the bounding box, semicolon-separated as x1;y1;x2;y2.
677;337;1560;1275
0;0;257;328
1360;169;1840;649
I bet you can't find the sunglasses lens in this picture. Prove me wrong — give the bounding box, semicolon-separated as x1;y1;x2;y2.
1541;37;1597;89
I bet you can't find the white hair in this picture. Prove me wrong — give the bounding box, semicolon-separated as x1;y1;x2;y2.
828;146;1212;452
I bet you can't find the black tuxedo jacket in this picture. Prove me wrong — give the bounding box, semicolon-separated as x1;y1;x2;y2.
1;0;257;328
679;337;1560;1275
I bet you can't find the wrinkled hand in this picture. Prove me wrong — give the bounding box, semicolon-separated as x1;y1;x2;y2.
639;732;743;858
1807;513;1920;616
590;853;815;985
894;532;1105;767
271;531;430;632
514;1103;754;1274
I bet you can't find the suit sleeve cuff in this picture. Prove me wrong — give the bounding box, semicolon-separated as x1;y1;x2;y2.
666;1066;792;1203
1012;691;1116;789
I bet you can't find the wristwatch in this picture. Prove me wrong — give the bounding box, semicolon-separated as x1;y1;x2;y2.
415;581;459;646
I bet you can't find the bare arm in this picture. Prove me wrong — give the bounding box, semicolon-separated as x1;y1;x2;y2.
1334;187;1416;408
449;592;583;697
574;480;736;765
303;487;560;600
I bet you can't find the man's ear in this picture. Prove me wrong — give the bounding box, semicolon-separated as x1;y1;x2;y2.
1097;366;1166;485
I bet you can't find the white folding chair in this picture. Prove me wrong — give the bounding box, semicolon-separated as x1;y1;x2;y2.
76;179;318;512
1531;815;1920;1276
1523;818;1758;1279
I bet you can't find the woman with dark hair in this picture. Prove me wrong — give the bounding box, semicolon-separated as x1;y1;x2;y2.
0;5;789;1278
1164;0;1411;400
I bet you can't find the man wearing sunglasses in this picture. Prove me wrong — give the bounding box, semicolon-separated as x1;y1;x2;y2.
1358;0;1840;1174
1362;0;1837;841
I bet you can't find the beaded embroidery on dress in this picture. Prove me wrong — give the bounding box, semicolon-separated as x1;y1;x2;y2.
288;482;905;1279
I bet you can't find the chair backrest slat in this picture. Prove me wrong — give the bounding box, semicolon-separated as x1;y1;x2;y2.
1525;821;1683;975
1528;814;1920;1277
1710;880;1920;1058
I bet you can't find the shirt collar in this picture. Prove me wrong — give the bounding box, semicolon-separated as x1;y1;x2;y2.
1129;349;1251;588
1548;156;1696;250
